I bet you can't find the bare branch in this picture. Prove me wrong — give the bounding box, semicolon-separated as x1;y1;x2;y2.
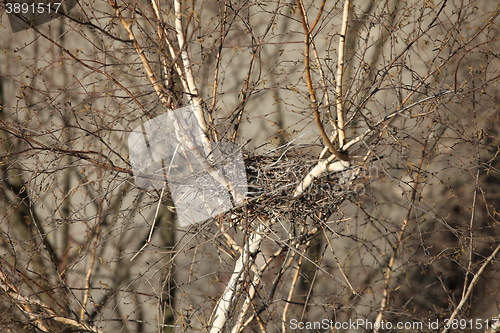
209;224;266;333
442;243;500;333
296;0;349;162
335;0;350;147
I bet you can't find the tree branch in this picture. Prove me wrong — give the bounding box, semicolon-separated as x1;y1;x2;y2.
335;0;350;147
296;0;349;162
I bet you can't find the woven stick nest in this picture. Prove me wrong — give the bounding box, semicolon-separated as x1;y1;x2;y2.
147;148;360;226
241;152;356;224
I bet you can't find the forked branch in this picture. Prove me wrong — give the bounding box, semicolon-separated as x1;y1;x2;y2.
296;0;349;162
108;0;171;107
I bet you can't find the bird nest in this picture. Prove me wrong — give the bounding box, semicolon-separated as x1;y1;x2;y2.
240;152;357;225
145;149;360;228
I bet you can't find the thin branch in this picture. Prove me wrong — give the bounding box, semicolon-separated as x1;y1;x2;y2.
374;134;429;332
0;271;105;333
80;225;99;319
209;224;266;333
234;228;314;333
108;0;170;106
309;0;327;32
335;0;350;147
442;243;500;333
322;227;356;293
296;0;349;162
149;0;212;144
344;91;451;149
174;0;211;148
231;263;262;333
130;186;166;261
287;91;449;197
462;170;480;300
282;236;308;332
30;25;147;114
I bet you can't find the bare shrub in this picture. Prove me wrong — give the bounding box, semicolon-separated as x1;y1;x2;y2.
1;1;499;332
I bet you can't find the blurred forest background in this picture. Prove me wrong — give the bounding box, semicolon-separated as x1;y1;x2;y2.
1;0;500;332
